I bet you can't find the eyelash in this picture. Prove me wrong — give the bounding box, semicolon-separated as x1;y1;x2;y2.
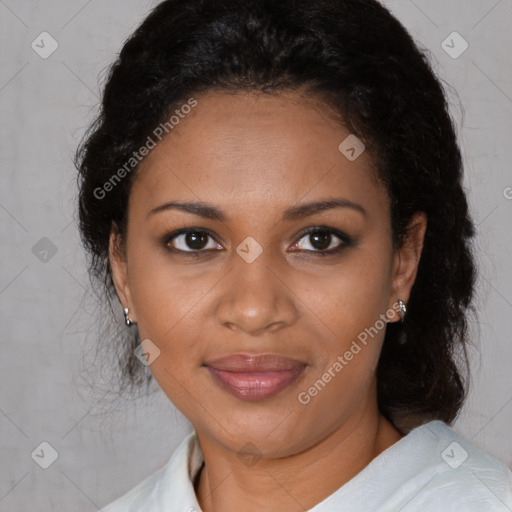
162;226;353;257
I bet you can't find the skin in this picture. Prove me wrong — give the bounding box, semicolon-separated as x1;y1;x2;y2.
110;89;427;511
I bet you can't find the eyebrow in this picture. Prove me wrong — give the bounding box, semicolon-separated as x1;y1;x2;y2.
147;198;366;222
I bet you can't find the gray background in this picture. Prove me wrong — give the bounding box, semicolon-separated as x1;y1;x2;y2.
1;0;511;510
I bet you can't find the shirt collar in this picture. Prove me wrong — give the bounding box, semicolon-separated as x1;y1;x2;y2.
157;421;441;511
157;430;204;511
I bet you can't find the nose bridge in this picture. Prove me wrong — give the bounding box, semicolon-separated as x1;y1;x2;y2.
215;240;297;335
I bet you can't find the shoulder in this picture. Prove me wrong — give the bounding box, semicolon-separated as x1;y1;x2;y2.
387;420;512;511
101;465;167;512
101;430;201;512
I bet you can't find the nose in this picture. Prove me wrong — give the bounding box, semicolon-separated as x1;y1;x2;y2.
214;247;299;337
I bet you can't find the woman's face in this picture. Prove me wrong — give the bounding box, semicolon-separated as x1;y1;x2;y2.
110;89;425;457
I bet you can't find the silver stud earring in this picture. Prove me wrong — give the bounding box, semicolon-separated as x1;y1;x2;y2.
123;307;135;327
397;300;407;322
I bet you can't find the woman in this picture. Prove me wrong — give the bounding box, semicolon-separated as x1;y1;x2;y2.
75;0;512;510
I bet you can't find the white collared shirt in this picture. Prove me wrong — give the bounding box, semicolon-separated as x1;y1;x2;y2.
102;420;512;511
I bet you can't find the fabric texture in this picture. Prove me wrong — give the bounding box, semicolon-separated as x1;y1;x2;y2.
102;420;512;511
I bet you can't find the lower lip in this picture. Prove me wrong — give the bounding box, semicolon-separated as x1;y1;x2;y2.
206;367;305;401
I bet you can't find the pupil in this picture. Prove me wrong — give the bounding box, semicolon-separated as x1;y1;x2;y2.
311;231;330;250
187;232;208;249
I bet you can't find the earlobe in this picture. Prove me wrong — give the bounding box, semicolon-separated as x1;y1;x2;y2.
109;226;136;323
388;212;427;322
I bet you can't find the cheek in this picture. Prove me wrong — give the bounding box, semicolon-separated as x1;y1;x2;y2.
295;276;391;428
128;228;394;347
126;249;209;407
126;222;394;400
301;242;394;386
126;239;206;338
313;247;393;339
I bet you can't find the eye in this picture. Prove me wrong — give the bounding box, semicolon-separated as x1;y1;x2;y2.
164;229;222;253
163;226;352;256
289;227;351;255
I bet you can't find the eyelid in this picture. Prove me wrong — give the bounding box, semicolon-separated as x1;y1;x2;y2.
162;228;222;252
290;226;352;252
293;225;351;242
162;225;354;257
162;226;352;254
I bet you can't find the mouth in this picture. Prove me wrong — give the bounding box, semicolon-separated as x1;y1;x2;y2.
204;353;307;401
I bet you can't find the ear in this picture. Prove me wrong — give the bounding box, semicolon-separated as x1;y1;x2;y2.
388;212;427;323
109;224;137;322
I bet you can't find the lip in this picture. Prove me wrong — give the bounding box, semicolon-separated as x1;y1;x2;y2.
204;353;307;401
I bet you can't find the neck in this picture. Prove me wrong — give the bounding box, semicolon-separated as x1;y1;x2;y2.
194;401;403;512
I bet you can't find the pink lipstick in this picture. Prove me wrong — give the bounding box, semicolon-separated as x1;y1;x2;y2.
204;353;306;401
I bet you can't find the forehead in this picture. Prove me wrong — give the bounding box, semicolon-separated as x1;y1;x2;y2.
131;89;386;217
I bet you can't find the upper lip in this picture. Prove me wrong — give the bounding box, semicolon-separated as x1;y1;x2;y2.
204;353;306;372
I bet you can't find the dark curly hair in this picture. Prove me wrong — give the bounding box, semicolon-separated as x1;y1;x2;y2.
75;0;476;432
